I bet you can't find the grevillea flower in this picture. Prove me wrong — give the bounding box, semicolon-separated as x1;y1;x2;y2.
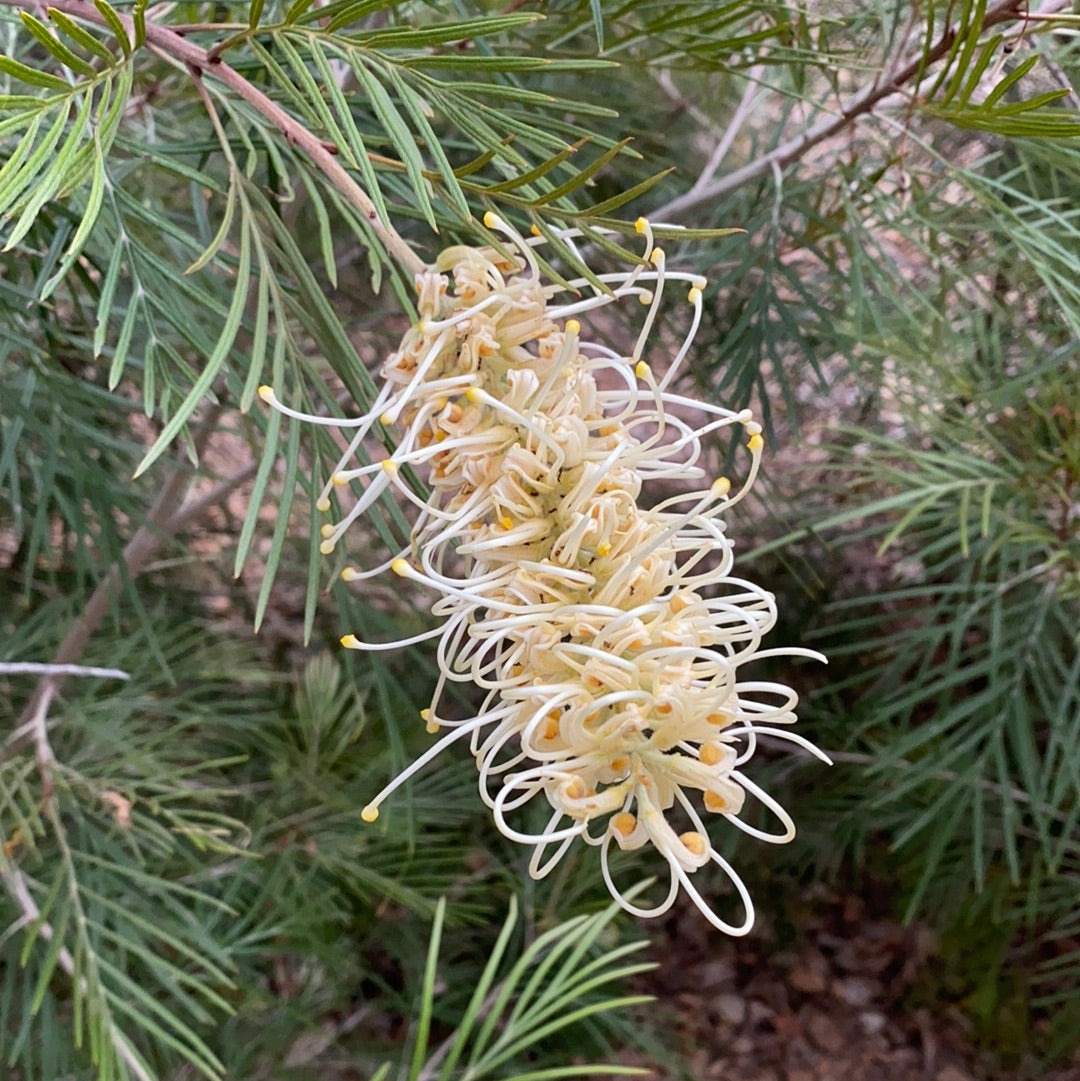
261;214;829;933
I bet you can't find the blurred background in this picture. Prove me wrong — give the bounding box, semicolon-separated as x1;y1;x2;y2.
1;2;1078;1079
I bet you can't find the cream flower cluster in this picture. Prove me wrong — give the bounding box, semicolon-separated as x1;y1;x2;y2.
261;214;828;933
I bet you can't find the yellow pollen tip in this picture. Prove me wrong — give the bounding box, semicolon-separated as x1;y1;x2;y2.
707;711;729;726
391;558;411;576
650;246;665;264
417;321;431;334
316;497;331;512
420;708;431;720
597;543;612;557
565;778;586;800
688;286;702;303
340;634;360;648
320;523;336;538
465;387;482;403
680;831;707;856
611;756;629;772
341;568;359;582
319;540;335;555
380;411;395;426
543;718;560;740
332;473;349;487
483;211;500;228
565;319;580;334
635;361;650;380
381;459;398;474
530;224;542;236
699;742;723;766
638;291;653;305
499;516;513;530
426;720;439;734
712;476;731;497
257;385;275;403
704;791;731;813
634;217;648;234
655;701;672;715
613;812;637;836
361;805;379;823
748;433;764;453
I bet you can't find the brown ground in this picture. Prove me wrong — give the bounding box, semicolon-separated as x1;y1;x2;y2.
634;888;1080;1081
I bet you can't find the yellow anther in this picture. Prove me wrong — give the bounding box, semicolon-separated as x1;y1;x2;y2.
565;319;580;334
634;216;648;234
530;224;542;236
655;701;673;715
465;386;482;403
499;516;513;530
332;472;349;487
635;361;650;380
712;476;731;497
379;411;395;426
381;459;398;474
340;634;360;648
706;711;730;726
705;790;732;813
391;558;411;576
699;742;724;766
543;718;560;740
748;433;764;454
613;812;637;836
610;756;629;772
597;543;612;557
688;286;702;303
680;831;707;856
316;497;331;512
565;777;587;800
650;246;665;265
361;805;379;823
319;540;335;555
420;708;431;721
341;568;360;582
483;210;500;228
257;385;275;402
321;523;336;538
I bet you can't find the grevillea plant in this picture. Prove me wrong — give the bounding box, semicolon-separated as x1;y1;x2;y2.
262;214;829;933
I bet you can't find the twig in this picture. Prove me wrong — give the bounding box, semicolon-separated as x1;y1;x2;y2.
0;663;131;680
0;0;427;277
651;0;1032;221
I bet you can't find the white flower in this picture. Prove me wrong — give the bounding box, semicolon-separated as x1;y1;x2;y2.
261;214;829;933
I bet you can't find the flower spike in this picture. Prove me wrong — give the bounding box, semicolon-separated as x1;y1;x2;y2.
263;222;827;933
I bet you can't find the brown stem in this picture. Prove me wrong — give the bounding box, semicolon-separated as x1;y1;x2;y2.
653;0;1032;221
0;0;427;276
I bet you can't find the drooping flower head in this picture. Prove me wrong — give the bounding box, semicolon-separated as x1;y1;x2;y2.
261;214;828;933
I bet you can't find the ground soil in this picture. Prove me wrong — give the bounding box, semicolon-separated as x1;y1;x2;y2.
633;887;1080;1081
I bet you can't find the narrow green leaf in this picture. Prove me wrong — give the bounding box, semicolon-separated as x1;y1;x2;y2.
184;180;238;274
534;138;632;206
481;139;584;194
253;411;299;630
983;53;1039;109
134;220;252;477
335;12;538;42
20;11;97;76
132;0;147;47
0;55;70;90
46;8;116;63
406;898;446;1081
384;66;469;217
92;0;131;57
108;294;139;388
40;137;107;299
248;0;265;29
352;59;436;229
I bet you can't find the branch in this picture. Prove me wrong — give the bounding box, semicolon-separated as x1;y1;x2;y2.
0;0;427;277
0;663;131;679
652;0;1032;221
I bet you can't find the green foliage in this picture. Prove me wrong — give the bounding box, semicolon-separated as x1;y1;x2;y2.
2;1;1080;1078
